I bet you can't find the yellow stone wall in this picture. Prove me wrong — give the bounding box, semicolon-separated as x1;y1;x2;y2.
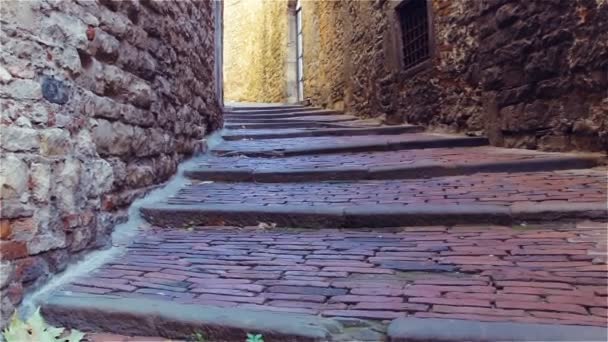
223;0;288;103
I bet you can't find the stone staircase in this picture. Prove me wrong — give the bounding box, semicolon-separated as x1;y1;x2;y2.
39;104;607;341
141;105;606;229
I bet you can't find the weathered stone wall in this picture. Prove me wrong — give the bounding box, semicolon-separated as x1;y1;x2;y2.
0;0;221;324
223;0;288;103
302;0;608;152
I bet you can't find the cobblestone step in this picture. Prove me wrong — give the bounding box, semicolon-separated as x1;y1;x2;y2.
212;134;489;157
225;115;357;124
224;121;355;130
225;106;324;114
41;224;608;340
221;125;425;140
184;154;603;182
141;202;607;229
225;110;340;119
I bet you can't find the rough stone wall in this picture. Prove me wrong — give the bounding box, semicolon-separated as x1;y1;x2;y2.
302;0;608;152
0;0;221;324
223;0;287;103
301;0;347;110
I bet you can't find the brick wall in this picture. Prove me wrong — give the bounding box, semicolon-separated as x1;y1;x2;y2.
301;0;608;152
223;0;288;103
0;0;221;324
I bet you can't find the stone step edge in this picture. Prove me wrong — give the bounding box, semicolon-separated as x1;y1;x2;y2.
225;117;356;124
224;110;341;119
227;104;307;109
223;122;352;130
183;156;602;182
221;125;425;140
212;136;490;157
225;107;323;114
387;317;607;342
139;202;607;229
41;294;340;341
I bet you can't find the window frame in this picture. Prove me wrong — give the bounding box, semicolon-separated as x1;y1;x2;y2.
391;0;436;77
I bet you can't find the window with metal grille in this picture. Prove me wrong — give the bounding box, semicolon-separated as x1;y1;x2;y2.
398;0;431;70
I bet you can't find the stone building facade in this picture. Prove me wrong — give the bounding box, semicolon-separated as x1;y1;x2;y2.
0;0;221;323
300;0;607;152
224;0;607;151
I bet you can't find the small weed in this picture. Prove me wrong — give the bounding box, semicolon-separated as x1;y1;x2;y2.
191;331;206;342
246;333;264;342
2;308;85;342
257;222;277;230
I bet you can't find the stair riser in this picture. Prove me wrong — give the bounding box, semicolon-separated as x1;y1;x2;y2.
224;122;345;129
226;107;320;114
140;205;607;229
213;137;490;157
225;112;339;119
222;126;425;140
184;157;602;182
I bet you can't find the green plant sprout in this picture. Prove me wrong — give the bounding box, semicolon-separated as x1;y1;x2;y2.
2;307;85;342
246;333;264;342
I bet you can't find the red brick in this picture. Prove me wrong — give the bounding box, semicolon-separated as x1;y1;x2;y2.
130;281;187;292
350;287;403;296
196;294;266;304
501;286;584;296
268;300;346;310
328;295;398;303
438;256;513;266
404;285;494;294
529;311;607;324
262;293;326;303
305;260;373;267
0;241;27;260
409;297;491;307
73;279;136;292
256;280;330;287
224;272;282;280
332;280;404;289
321;309;404;320
0;220;11;240
432;305;525;317
413;279;488;286
414;311;529;323
589;307;608;317
546;295;607;307
353;302;428;311
190;288;256;297
143;272;187;281
239;304;317;315
495;281;572;289
322;267;394;274
495;300;587;315
446;292;541;302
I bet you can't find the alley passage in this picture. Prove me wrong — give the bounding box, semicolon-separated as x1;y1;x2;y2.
43;105;607;341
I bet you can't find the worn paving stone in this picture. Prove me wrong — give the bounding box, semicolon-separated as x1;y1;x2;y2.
53;225;607;326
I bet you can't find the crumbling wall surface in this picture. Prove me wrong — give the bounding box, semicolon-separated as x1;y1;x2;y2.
303;0;608;152
0;0;221;324
223;0;287;103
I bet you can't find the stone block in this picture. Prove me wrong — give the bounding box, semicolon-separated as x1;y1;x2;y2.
0;155;28;200
0;79;42;100
40;128;71;156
